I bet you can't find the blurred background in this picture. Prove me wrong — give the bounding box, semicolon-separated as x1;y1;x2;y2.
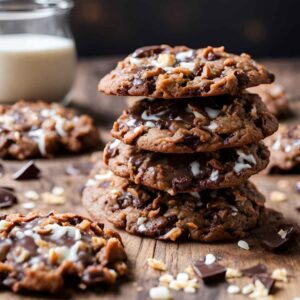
71;0;299;58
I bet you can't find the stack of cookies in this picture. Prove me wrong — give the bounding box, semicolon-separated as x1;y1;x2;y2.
83;45;279;242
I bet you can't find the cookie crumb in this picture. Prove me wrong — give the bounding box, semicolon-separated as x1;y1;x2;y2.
238;240;250;250
204;253;216;265
147;258;167;271
226;268;242;279
21;202;35;209
24;190;39;200
270;191;287;202
227;284;240;294
271;268;288;282
149;286;172;300
242;283;255;295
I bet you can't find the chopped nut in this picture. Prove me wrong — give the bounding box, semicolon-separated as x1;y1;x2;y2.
238;240;250;250
159;274;174;285
147;258;166;271
15;246;30;263
270;191;287;202
249;279;269;298
226;268;242;279
156;53;175;68
242;283;255;295
35;239;49;248
271;268;288;282
77;219;91;231
161;227;182;241
184;266;195;278
48;248;59;265
91;236;106;250
227;284;240;294
149;286;172;300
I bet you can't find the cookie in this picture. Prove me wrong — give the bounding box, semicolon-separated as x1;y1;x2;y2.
0;100;101;159
112;93;278;153
265;125;300;173
99;45;274;99
248;83;291;118
104;140;269;194
0;212;127;293
82;169;265;242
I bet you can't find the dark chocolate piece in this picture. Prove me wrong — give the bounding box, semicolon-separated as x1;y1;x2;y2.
295;207;300;213
253;274;275;294
193;261;226;284
13;161;41;180
241;264;268;277
0;188;18;208
261;225;296;252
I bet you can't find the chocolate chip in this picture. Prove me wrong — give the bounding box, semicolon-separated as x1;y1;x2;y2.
235;71;250;86
13;161;41;180
193;261;226;284
0;188;18;208
132;45;168;58
253;274;275;294
241;264;268;277
296;207;300;213
261;225;296;252
207;51;220;61
172;175;192;192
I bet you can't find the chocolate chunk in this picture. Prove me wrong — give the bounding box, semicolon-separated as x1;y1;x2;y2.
193;261;226;284
13;161;40;180
261;225;296;252
0;188;18;208
253;274;275;294
132;45;168;58
296;207;300;213
242;264;268;277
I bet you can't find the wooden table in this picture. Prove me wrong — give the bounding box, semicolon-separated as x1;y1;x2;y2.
1;57;300;300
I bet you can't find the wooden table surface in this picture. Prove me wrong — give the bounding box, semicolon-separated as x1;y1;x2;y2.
1;57;300;300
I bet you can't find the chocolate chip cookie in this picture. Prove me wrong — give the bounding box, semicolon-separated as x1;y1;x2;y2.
82;168;265;242
248;83;291;118
104;140;269;194
112;93;278;153
99;45;274;99
0;212;127;293
0;100;101;159
265;125;300;173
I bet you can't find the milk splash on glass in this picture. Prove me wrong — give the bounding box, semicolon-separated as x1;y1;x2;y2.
0;34;76;103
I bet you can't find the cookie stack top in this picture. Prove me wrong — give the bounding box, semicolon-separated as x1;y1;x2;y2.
86;45;279;242
99;45;278;194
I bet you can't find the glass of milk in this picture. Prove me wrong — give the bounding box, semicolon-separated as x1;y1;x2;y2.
0;0;77;103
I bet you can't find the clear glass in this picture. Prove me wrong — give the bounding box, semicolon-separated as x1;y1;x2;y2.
0;0;77;103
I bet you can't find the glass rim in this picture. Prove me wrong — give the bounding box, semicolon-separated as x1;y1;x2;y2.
0;1;73;13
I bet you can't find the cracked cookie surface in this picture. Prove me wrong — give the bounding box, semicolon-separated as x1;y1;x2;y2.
82;168;265;242
104;140;269;194
111;93;278;153
0;100;100;159
0;212;127;293
99;45;274;99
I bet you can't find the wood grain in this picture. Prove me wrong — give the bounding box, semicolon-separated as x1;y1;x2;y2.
0;57;300;300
